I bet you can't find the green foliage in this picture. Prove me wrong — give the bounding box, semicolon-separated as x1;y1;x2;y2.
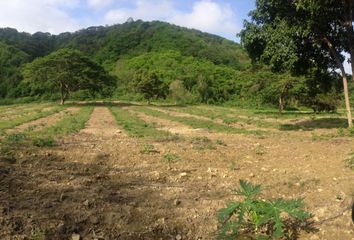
134;71;167;103
217;180;312;239
22;48;115;104
163;153;180;163
0;41;29;98
114;50;242;103
32;137;55;147
169;80;197;104
311;92;340;113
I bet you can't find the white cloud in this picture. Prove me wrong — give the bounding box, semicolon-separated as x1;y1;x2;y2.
170;1;239;37
87;0;113;9
0;0;81;34
104;0;175;23
104;0;240;40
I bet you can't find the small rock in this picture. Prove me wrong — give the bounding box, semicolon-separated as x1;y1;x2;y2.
71;233;80;240
180;172;187;177
83;200;89;207
174;199;181;206
261;167;268;172
249;173;255;178
176;234;182;240
317;188;323;192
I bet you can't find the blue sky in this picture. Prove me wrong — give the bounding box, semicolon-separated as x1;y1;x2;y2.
0;0;256;42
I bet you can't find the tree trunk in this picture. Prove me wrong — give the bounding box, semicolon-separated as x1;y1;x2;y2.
344;0;354;83
323;37;353;127
60;82;65;105
278;95;284;113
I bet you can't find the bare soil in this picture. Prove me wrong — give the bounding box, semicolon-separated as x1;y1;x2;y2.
1;106;353;240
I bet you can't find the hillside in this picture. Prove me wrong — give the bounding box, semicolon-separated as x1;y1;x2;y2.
0;20;250;70
0;20;251;101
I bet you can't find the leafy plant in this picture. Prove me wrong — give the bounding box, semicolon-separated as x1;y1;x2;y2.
32;137;55;147
163;153;180;163
217;180;312;239
140;144;160;154
345;153;354;170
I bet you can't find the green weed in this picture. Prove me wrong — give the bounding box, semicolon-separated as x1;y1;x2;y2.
32;137;56;147
190;136;216;150
163;153;180;163
140;144;160;154
217;180;313;239
345;153;354;170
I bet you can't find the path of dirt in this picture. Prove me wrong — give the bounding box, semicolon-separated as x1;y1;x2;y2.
1;105;353;239
6;107;80;134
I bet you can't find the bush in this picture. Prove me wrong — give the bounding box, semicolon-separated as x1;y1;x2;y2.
311;93;340;113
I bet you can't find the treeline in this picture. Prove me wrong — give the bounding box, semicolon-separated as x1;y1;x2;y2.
0;19;349;111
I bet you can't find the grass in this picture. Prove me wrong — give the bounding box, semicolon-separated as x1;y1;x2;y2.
2;106;93;148
0;105;65;131
109;107;172;139
162;153;180;163
345;153;354;170
134;106;265;136
33;106;93;138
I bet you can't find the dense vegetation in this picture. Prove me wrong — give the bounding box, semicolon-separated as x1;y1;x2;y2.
0;18;352;119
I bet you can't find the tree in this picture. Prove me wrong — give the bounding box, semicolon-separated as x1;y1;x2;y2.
134;71;167;104
240;0;353;127
23;48;114;104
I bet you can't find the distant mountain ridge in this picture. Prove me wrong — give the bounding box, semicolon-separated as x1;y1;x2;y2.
0;20;250;70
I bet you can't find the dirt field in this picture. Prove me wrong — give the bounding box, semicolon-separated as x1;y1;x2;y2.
0;103;353;240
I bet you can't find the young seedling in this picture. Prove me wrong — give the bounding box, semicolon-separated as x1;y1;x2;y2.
217;180;312;239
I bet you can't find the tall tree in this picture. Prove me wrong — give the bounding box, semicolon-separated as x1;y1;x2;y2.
23;48;114;104
240;0;353;127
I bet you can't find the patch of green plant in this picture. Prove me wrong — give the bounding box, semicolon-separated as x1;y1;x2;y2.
0;105;64;130
191;136;216;150
0;146;17;164
140;144;160;154
216;139;227;146
134;107;264;136
33;106;93;138
163;153;180;163
155;134;184;142
345;153;354;170
32;137;56;147
174;106;277;129
255;145;266;155
5;133;27;143
110;107;171;138
217;180;313;239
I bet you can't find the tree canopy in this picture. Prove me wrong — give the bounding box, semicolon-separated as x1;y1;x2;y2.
240;0;354;126
22;48;115;104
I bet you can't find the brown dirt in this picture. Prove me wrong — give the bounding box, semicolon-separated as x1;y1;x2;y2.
1;105;353;240
6;107;80;133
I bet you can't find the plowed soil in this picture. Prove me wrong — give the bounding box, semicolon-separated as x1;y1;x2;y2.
0;105;353;240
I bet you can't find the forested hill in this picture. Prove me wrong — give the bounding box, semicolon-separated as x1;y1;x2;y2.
0;20;250;70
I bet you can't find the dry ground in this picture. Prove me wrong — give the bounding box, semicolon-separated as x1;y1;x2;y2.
0;103;353;240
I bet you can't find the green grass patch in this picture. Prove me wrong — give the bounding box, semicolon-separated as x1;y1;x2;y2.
134;106;264;136
109;107;172;139
33;106;93;138
162;153;180;163
0;105;65;131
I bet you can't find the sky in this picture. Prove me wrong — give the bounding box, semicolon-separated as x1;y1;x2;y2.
0;0;255;42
